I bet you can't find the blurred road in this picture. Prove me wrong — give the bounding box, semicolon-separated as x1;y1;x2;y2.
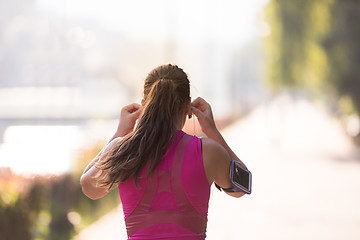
75;95;360;240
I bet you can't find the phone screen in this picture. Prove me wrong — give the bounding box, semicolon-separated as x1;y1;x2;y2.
232;162;251;191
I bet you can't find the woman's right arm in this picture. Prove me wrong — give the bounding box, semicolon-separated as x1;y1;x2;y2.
80;103;142;200
191;97;248;198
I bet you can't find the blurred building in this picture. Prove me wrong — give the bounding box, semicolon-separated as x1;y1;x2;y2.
0;0;266;143
0;0;132;143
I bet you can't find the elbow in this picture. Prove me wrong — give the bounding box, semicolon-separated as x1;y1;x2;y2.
80;175;108;200
81;183;102;200
80;176;99;200
226;191;246;198
234;192;246;198
80;175;89;194
81;186;102;200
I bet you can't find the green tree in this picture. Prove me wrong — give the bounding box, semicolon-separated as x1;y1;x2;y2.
265;0;360;116
323;0;360;114
0;197;31;240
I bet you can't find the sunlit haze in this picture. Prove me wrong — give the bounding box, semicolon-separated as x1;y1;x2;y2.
36;0;269;44
0;0;269;175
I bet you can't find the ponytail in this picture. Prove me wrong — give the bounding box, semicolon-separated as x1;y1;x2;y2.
96;64;190;189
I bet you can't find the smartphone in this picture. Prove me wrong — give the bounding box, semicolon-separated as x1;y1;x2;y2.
230;159;252;194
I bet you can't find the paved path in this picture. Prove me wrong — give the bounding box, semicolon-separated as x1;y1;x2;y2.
75;95;360;240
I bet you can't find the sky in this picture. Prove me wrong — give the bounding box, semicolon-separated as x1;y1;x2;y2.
36;0;269;45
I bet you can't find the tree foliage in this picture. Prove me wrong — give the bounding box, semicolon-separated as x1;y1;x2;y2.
265;0;360;114
0;142;120;240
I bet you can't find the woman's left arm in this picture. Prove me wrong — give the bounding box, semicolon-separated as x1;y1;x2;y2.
80;103;142;200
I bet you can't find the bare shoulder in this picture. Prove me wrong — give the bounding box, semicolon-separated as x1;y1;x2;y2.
201;137;231;184
201;137;229;161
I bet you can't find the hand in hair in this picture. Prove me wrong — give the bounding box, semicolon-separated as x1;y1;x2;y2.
191;97;218;137
116;103;142;137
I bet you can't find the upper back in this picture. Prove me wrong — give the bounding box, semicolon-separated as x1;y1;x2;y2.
118;131;211;239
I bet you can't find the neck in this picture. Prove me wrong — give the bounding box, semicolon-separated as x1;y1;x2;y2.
176;115;187;130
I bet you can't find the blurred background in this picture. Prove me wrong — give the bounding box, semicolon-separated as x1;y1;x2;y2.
0;0;360;239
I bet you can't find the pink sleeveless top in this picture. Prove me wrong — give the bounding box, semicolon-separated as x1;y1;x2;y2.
118;130;211;239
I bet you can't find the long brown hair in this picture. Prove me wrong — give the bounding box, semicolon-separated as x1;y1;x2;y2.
96;64;190;190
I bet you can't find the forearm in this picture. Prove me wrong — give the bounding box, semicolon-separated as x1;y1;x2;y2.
82;151;102;174
205;129;248;170
83;130;124;175
110;128;127;142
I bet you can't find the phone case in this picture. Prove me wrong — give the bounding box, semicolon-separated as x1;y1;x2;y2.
230;159;252;194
